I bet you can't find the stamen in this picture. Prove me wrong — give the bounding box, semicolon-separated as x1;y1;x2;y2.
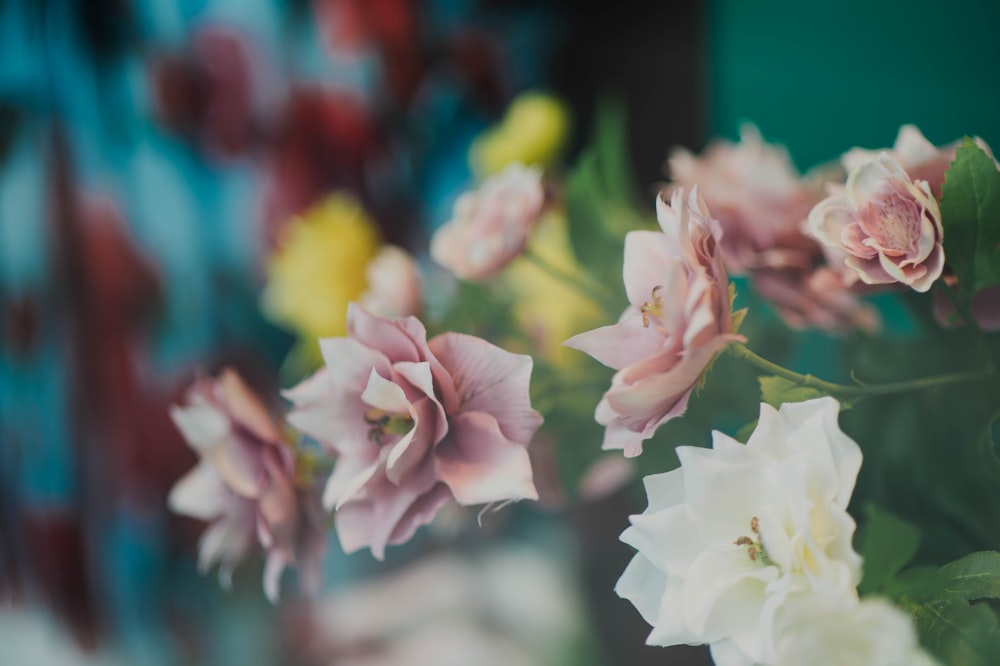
735;516;771;565
364;408;414;445
640;285;664;328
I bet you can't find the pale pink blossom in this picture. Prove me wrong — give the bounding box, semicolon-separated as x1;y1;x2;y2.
564;188;744;457
667;124;825;274
430;163;545;281
842;124;994;198
667;126;877;332
284;304;542;558
753;265;881;332
809;153;944;292
358;245;422;319
168;369;326;601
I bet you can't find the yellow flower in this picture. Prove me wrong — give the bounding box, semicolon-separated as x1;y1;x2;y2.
470;91;571;178
262;193;381;341
502;209;604;368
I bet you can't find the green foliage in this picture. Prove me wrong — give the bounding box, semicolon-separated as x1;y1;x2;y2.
936;551;1000;602
564;97;652;288
857;504;921;596
941;138;1000;301
909;552;1000;665
431;280;524;343
530;358;615;501
854;511;1000;665
757;375;827;408
912;598;1000;666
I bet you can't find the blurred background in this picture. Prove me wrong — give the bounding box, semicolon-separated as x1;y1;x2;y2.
1;1;998;664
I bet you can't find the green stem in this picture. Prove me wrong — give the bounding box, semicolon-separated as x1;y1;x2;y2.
729;344;991;398
521;248;619;310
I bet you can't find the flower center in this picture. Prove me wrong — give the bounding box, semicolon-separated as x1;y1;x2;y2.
864;190;920;255
640;285;664;327
733;516;772;565
364;408;414;445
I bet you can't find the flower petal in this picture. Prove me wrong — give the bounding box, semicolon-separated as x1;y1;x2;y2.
430;332;543;446
168;462;228;520
434;411;538;505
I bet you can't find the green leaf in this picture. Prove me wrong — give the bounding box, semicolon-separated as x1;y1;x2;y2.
564;97;649;288
885;565;951;603
593;96;635;205
733;419;757;443
857;504;921;596
937;551;1000;602
757;375;826;408
940;138;1000;300
913;598;1000;666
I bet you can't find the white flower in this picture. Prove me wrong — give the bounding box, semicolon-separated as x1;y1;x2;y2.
615;397;863;665
773;597;938;666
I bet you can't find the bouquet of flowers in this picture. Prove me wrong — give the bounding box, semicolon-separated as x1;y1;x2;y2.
167;98;1000;665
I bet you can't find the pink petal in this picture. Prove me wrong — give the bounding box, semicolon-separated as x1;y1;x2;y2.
263;549;289;604
386;483;454;547
623;230;677;306
323;457;379;510
390;361;439;406
168;462;228;520
564;314;666;371
848;153;903;204
596;399;647;457
346;302;426;364
284;368;378;459
360;368;411;414
316;337;391;387
385;396;442;485
607;334;740;432
257;448;298;552
170;402;229;454
434;410;538;505
218;368;281;443
334;470;438;559
197;500;255;577
429;332;543;446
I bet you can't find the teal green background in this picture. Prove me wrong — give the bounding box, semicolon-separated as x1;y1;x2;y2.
708;0;1000;170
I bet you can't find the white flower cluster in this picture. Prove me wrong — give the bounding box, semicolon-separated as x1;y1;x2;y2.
616;397;937;665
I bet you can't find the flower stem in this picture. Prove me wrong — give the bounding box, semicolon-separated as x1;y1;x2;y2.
521;248;619;310
729;344;991;398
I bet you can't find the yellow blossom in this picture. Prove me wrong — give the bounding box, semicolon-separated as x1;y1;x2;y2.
262;193;381;342
502;209;604;368
470;91;571;178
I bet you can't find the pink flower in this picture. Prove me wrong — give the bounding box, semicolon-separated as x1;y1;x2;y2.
842;124;995;198
358;245;422;319
808;153;944;293
668;125;876;333
667;124;825;274
168;369;326;602
284;304;542;559
753;265;880;333
430;163;545;281
564;188;744;457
